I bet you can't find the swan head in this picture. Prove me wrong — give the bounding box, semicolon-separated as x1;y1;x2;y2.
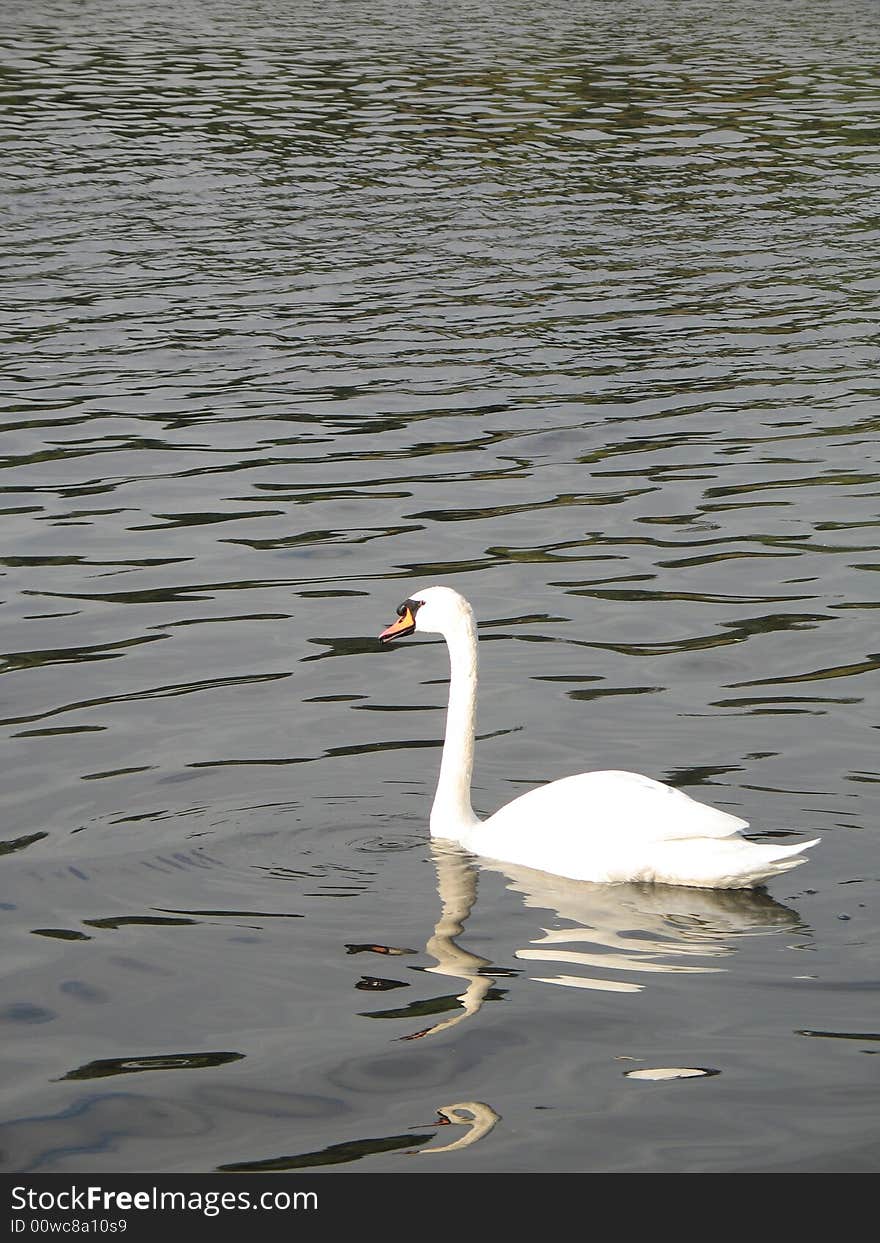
379;585;474;644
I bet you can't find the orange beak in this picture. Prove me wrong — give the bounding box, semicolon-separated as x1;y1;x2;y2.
379;606;416;644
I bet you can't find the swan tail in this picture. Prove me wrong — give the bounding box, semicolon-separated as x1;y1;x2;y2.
648;837;820;890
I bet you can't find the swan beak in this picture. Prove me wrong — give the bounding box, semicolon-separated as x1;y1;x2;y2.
379;606;416;644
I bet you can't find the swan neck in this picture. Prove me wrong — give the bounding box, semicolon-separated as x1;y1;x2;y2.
431;612;479;838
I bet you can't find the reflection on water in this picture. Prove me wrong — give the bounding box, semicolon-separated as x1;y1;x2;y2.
217;1097;501;1170
401;846;495;1040
60;1051;245;1081
416;1101;501;1155
401;843;804;1037
217;1125;436;1172
502;858;805;993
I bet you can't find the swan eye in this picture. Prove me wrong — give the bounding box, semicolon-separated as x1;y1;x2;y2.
379;598;421;644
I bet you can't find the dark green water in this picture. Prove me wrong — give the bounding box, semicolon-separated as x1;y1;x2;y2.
1;0;879;1173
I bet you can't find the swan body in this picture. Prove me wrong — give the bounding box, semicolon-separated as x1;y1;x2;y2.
379;586;819;889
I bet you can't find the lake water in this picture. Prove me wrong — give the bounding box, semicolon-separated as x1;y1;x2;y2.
2;0;879;1174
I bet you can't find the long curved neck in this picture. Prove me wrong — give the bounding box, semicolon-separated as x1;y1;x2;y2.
430;611;481;839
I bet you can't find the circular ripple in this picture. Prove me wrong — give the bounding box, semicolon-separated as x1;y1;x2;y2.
349;834;427;854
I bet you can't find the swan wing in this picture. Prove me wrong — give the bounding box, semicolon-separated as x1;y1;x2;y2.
481;770;748;845
463;770;817;889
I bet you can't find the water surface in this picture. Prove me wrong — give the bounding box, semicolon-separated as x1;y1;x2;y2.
2;0;879;1173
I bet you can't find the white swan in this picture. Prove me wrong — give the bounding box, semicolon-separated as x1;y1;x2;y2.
379;585;819;890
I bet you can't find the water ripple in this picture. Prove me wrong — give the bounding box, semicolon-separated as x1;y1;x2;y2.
1;0;879;1175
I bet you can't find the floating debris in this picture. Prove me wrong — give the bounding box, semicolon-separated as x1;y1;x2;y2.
354;976;409;991
624;1066;720;1082
345;943;416;956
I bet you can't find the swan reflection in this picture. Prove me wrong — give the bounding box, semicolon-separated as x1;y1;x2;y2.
415;1101;501;1155
410;841;804;1037
401;844;494;1040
